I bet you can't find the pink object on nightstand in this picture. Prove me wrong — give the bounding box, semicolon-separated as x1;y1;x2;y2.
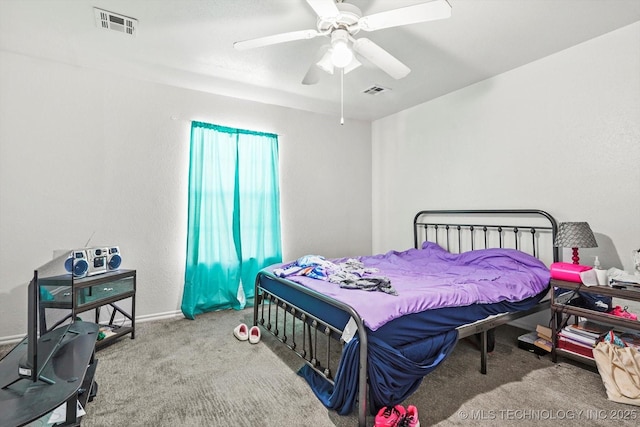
550;262;592;283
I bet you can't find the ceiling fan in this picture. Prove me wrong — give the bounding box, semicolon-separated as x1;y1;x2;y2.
233;0;452;85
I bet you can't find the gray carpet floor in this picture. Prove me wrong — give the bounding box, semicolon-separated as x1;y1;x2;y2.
3;308;639;426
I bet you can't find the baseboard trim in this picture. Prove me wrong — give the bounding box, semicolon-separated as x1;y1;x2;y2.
0;333;28;346
136;310;185;323
0;310;185;346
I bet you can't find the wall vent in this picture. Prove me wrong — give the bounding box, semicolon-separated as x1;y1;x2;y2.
94;8;137;36
362;85;390;95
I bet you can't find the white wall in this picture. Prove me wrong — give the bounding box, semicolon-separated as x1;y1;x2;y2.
372;23;640;274
0;51;372;340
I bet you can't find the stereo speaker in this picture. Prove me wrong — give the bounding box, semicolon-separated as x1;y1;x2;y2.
64;250;89;278
107;246;122;271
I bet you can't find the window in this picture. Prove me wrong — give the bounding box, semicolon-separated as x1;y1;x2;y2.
181;122;282;319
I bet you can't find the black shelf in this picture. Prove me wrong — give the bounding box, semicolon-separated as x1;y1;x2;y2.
39;269;136;348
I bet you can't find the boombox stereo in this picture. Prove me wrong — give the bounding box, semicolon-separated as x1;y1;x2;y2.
65;246;122;278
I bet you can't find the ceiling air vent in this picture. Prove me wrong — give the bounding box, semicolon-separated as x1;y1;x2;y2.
362;85;390;95
94;8;137;36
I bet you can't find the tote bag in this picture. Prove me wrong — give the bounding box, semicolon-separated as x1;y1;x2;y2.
593;340;640;406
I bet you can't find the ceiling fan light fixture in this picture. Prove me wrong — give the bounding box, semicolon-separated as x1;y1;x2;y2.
330;29;353;68
331;42;353;68
343;56;361;74
316;50;335;74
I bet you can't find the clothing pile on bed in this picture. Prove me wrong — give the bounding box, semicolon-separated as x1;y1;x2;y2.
273;255;398;295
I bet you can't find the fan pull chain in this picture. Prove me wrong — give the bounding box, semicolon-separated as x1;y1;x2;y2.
340;68;344;125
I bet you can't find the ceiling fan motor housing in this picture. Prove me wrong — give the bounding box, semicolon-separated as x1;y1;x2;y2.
317;3;362;36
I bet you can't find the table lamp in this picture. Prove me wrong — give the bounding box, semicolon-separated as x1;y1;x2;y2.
554;222;598;265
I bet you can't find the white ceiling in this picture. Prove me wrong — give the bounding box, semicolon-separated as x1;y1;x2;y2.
1;0;639;121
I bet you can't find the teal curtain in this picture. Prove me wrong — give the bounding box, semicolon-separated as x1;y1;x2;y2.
181;121;282;319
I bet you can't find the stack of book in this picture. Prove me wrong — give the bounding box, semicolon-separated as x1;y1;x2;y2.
557;321;612;359
534;324;553;353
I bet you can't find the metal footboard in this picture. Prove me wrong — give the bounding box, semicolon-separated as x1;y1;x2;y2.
253;272;370;427
256;288;342;382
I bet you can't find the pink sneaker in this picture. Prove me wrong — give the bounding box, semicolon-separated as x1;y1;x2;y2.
610;305;638;320
374;405;406;427
400;405;420;427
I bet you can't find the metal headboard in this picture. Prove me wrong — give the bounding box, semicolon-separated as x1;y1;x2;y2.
413;209;559;264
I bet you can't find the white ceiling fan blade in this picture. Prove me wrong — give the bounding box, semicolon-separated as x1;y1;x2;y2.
306;0;340;19
234;29;320;50
353;38;410;79
358;0;452;32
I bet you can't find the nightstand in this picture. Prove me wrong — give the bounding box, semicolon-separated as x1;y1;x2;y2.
39;269;136;349
550;278;640;366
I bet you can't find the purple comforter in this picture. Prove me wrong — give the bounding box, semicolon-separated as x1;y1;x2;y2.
267;242;550;331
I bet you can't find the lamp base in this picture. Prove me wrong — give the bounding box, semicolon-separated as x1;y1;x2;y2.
571;247;580;265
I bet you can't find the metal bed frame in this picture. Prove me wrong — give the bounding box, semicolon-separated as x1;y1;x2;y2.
253;209;558;427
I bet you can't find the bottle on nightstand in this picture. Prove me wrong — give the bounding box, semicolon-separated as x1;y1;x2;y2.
593;256;608;286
